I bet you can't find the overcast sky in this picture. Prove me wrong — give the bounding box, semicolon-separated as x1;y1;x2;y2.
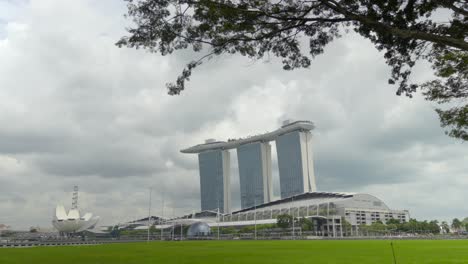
0;0;466;230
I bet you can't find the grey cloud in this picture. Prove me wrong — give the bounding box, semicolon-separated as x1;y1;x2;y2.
0;0;466;229
0;131;65;154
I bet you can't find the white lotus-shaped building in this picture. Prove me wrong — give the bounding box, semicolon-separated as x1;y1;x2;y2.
52;205;100;233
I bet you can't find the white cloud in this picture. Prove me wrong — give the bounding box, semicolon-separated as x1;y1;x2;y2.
0;0;466;229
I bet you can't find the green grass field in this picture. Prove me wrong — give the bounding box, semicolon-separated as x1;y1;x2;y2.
1;240;468;264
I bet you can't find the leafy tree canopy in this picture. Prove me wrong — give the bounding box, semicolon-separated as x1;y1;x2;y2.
441;221;450;233
359;218;440;234
452;218;463;229
276;214;293;228
298;217;315;231
118;0;467;140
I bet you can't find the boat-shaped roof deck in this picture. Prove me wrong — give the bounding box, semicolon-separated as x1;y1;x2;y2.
181;120;314;153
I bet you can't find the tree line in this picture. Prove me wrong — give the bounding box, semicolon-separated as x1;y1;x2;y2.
105;215;468;237
351;217;468;235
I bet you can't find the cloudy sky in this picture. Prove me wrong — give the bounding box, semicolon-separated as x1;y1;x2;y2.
0;0;466;229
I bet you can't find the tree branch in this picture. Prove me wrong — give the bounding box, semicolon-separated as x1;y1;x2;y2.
447;3;468;16
320;0;468;51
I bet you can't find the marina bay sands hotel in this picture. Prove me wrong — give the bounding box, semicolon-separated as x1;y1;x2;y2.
181;120;316;213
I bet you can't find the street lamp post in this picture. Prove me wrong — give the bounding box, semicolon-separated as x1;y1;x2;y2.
172;207;175;241
147;187;152;243
254;197;257;240
180;223;183;240
160;192;165;241
292;196;295;240
216;175;221;241
217;207;220;240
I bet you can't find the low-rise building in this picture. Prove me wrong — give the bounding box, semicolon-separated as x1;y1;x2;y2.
210;192;408;237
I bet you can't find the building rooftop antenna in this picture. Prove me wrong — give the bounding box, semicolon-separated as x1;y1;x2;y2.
71;186;79;210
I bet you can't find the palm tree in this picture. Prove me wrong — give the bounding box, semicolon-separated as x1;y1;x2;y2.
441;221;450;234
452;218;463;233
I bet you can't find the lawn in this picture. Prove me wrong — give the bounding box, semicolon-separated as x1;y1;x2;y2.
1;240;468;264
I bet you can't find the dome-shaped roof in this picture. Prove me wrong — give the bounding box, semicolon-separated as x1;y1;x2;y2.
187;222;211;237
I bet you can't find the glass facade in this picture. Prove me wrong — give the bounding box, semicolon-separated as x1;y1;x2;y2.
276;131;313;198
237;142;272;209
198;150;230;213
